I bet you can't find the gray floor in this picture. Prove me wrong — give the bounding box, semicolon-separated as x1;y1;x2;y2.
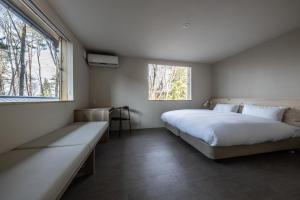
62;128;300;200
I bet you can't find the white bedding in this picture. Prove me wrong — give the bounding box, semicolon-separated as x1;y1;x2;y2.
161;109;300;146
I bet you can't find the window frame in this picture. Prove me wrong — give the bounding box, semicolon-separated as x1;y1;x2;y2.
0;0;73;103
148;64;192;101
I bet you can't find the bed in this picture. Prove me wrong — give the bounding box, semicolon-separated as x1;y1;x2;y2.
161;98;300;159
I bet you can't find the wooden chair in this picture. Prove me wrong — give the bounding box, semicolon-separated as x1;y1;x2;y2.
109;106;132;136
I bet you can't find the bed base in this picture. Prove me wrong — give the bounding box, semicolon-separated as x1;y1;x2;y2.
165;123;300;159
164;122;180;136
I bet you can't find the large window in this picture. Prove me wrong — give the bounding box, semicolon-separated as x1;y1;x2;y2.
0;0;72;102
148;64;191;100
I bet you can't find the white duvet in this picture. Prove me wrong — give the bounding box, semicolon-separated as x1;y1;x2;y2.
161;109;300;146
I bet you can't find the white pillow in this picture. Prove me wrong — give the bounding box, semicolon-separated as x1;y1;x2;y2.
213;103;239;113
242;104;286;121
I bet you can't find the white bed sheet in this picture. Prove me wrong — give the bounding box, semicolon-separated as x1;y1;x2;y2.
161;109;300;146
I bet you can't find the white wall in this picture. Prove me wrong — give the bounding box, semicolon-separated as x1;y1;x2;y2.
0;0;89;154
90;57;211;129
212;28;300;98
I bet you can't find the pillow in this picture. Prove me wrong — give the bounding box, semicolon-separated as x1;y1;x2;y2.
242;104;286;121
213;103;239;113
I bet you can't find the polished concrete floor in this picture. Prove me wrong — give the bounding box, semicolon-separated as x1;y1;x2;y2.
62;128;300;200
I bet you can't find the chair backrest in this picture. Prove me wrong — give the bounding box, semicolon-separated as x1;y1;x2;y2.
122;106;129;110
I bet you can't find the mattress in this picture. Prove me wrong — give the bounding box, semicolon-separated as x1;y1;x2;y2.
161;109;300;146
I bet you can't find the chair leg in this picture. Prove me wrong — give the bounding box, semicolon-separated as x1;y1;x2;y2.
119;109;122;137
128;109;132;134
119;120;122;137
109;118;112;133
129;118;132;134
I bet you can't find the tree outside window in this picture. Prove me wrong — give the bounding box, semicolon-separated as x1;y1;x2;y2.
148;64;191;100
0;3;60;98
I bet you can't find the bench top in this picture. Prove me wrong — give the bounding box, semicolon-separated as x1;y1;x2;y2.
17;122;108;150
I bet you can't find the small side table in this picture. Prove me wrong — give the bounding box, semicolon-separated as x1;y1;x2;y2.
74;107;111;142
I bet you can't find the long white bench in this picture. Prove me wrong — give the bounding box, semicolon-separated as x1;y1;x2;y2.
0;121;108;200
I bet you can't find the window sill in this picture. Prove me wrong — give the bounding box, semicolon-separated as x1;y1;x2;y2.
148;99;192;101
0;97;74;105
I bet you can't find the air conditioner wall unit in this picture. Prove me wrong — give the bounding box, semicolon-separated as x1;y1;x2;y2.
87;53;119;68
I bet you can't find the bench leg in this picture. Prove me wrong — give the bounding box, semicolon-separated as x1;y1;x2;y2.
99;128;110;143
85;150;95;175
77;150;95;177
77;129;110;178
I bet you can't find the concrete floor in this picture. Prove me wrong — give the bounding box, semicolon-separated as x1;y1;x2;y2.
62;128;300;200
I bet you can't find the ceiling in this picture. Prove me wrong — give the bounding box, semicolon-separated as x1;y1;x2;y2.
48;0;300;63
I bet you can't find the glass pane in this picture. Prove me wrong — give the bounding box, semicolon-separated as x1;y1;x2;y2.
148;64;191;100
0;3;60;98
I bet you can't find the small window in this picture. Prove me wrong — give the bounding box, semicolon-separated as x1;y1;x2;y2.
148;64;191;100
0;0;72;103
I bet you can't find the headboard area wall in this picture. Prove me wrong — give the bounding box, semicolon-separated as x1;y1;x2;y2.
210;98;300;127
